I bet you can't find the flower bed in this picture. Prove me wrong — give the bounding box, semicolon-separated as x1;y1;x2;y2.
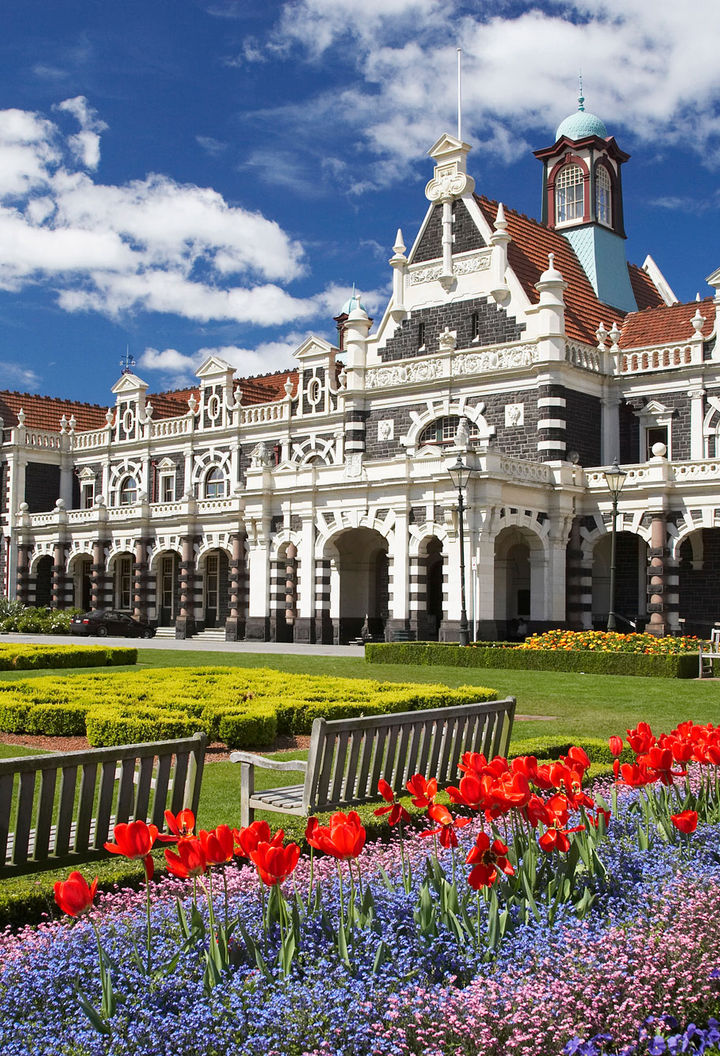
519;629;707;654
2;721;720;1054
0;666;494;747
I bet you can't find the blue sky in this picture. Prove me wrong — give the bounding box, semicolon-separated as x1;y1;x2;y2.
1;0;719;406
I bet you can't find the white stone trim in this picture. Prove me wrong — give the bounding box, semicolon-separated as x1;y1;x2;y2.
537;439;567;451
537;397;567;408
537;419;567;430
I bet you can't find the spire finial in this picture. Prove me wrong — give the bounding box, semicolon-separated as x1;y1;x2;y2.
578;71;585;112
120;346;135;375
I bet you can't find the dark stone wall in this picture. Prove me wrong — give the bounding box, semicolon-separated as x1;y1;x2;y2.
619;401;640;464
564;390;602;465
25;463;60;513
411;200;486;263
619;394;690;463
365;406;416;459
379;297;525;363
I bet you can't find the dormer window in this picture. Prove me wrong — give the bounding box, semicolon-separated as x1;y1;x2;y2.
556;164;584;224
596;166;612;226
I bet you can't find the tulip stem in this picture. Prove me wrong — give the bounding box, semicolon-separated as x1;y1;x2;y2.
144;875;152;978
306;847;314;915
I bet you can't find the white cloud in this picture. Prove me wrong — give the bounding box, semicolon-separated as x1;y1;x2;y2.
0;101;318;325
0;360;41;389
257;0;720;183
196;135;228;157
139;334;307;384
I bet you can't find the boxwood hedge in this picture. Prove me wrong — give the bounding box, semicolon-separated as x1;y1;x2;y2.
0;644;137;670
0;666;497;749
365;642;698;678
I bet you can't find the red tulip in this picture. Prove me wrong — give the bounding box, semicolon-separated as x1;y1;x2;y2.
234;820;284;859
104;819;159;880
199;824;235;865
626;721;655;755
308;811;366;860
406;774;437;808
164;808;196;838
54;871;98;917
374;779;411;826
465;832;514;889
671;810;698;835
538;827;571;854
608;736;623;758
419;802;470;849
164;836;207;878
249;840;301;886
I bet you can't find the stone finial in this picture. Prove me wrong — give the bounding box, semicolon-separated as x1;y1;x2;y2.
188;394;198;413
595;321;608;351
68;415;77;433
105;408;114;426
284;377;294;397
338;367;348;390
392;228;406;256
17;408;25;426
494;202;508;233
691;308;705;335
60;414;68;434
145;401;154;419
608;322;622;348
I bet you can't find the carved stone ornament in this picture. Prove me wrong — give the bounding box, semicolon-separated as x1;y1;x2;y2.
377;419;394;441
438;327;457;352
366;359;446;389
250;442;273;468
453;345;536;376
505;402;525;427
425;163;473;202
409;250;491;286
345;452;363;479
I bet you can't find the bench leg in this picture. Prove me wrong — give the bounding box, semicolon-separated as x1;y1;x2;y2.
240;763;255;828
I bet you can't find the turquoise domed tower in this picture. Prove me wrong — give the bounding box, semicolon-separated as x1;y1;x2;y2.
533;91;637;312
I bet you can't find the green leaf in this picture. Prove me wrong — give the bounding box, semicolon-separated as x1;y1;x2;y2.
372;940;390;976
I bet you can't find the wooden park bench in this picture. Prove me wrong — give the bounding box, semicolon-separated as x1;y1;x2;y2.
231;697;515;826
699;627;720;679
0;732;207;875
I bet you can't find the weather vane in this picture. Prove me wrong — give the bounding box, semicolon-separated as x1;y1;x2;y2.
120;347;135;374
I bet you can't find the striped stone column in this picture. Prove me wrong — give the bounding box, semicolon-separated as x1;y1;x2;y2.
90;539;110;610
537;386;567;461
408;553;425;636
51;541;69;609
176;535;197;639
647;513;667;636
225;533;246;641
314;557;332;644
565;518;592;628
133;538;150;622
16;542;31;605
344;409;366;454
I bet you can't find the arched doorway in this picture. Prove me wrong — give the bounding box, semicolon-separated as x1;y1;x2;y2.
678;529;720;638
494;526;544;638
592;532;648;630
333;527;389;643
155;551;179;627
70;554;92;611
35;555;53;608
202;549;229;629
413;535;444;640
111;552;135;611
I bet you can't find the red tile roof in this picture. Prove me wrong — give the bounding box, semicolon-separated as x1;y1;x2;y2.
238;370;298;403
0;391;108;432
628;264;665;311
618;299;715;350
476;196;627;344
146;388;198;419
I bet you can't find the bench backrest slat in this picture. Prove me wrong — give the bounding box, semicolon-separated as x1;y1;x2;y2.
0;773;13;863
0;733;207;875
14;771;36;865
303;698;515;813
55;766;78;857
33;768;57;861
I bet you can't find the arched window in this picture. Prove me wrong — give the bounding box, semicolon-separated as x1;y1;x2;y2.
556;164;584;223
119;475;137;506
419;415;479;446
596;166;612;226
204;466;226;499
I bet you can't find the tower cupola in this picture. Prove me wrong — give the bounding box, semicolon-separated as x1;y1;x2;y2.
533;91;637;313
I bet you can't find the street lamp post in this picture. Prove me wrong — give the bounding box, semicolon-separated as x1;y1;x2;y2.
448;454;473;646
603;460;627;632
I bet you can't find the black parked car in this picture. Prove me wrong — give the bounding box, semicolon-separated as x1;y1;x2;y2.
70;610;156;638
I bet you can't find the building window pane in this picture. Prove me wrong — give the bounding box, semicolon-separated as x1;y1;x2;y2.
556;164;584;223
119;476;137;506
118;556;133;610
160;474;175;503
205;467;226;499
596;167;612;226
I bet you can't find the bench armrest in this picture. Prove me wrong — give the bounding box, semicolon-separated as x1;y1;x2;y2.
229;751;308;773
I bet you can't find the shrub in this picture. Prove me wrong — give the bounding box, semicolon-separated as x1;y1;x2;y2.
0;644;137;671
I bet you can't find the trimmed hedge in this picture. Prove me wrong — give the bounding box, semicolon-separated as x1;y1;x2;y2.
0;666;497;749
365;642;698;679
0;644;137;670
